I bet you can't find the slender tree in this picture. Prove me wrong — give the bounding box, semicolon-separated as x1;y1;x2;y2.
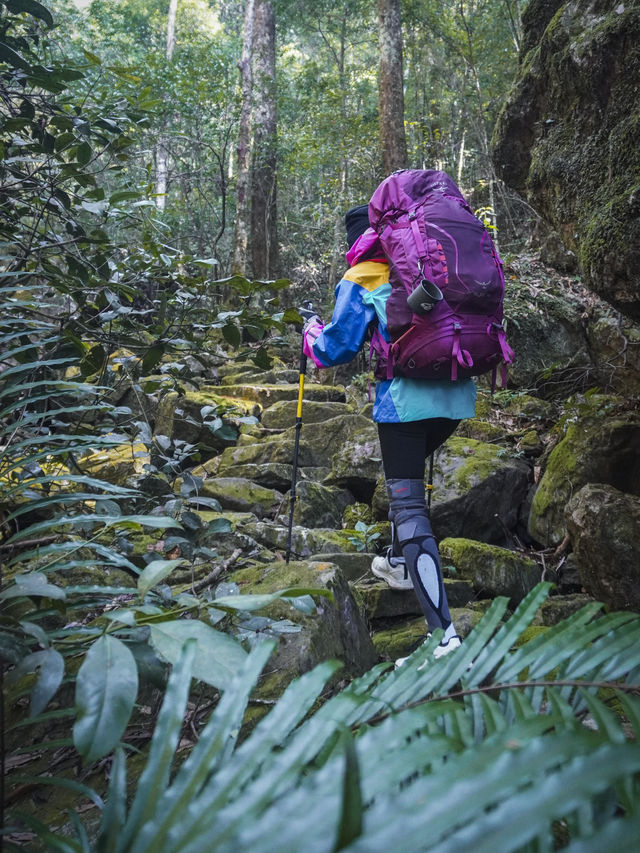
232;0;255;276
156;0;178;210
378;0;407;175
251;0;279;279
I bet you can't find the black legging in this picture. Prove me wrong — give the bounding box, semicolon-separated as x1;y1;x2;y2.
377;418;460;635
377;418;460;479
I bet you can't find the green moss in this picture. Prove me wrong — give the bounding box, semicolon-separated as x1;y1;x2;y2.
443;437;506;491
514;625;550;647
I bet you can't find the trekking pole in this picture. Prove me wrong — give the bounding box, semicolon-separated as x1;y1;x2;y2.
286;302;315;564
427;452;435;512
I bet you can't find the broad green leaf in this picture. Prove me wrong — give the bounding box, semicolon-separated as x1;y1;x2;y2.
5;0;55;27
213;586;333;612
117;642;195;850
31;647;64;717
0;40;32;71
137;558;185;597
222;323;241;348
141;344;165;373
1;572;66;601
150;620;247;689
73;635;138;763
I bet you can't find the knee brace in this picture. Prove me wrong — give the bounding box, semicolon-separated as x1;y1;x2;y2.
386;478;453;633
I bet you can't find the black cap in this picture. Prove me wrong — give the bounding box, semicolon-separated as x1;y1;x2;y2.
345;204;369;248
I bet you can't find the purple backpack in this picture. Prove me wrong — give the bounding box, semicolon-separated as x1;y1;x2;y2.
369;169;514;385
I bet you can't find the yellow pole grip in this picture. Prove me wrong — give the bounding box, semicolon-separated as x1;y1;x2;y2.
296;374;305;419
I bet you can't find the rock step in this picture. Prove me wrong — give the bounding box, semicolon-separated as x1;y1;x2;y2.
260;399;355;430
201;383;346;408
356;577;475;620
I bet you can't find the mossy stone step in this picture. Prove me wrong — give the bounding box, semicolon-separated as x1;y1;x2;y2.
356;577;474;620
201;383;346;407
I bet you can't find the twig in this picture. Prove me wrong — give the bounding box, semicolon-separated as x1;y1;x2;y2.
191;548;242;594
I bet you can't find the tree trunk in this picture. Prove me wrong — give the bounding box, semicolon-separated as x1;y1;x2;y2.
155;0;177;212
251;0;279;280
378;0;407;176
231;0;255;276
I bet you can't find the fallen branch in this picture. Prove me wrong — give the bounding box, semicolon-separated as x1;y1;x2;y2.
191;548;242;594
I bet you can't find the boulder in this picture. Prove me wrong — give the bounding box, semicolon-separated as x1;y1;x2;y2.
371;436;532;545
154;390;260;455
228;559;378;682
81;441;150;487
439;537;541;604
326;421;383;502
356;577;474;621
307;552;375;583
241;521;355;559
492;0;640;319
207;414;371;475
196;476;283;519
205;383;346;407
566;483;640;611
529;401;640;545
260;399;354;431
285;481;354;529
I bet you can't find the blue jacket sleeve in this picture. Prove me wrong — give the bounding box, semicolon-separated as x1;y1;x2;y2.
312;278;376;367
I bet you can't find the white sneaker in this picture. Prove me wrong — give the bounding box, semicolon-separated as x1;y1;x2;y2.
395;633;462;668
371;547;413;590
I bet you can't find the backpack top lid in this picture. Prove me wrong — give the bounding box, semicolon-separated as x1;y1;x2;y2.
369;169;464;229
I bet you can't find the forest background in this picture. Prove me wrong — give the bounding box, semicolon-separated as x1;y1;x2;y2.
45;0;528;300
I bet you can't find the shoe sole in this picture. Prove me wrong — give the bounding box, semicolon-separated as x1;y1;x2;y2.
371;564;413;590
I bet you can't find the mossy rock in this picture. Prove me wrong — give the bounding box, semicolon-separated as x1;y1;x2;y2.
195;476;283;519
260;399;354;430
219;368;299;386
456;419;509;443
154;390;259;456
529;404;640;545
392;436;532;544
532;593;597;626
493;0;640;319
356;577;474;621
286;480;354;528
205;382;346;407
81;441;150;487
566;483;640;611
372;604;485;661
241;520;357;559
440;537;541;604
227;559;377;685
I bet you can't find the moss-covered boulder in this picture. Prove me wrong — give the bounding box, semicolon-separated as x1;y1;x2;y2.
492;0;640;319
529;401;640;545
81;441;150;487
371;605;487;661
532;593;597;626
440;537;541;604
154;390;260;455
355;577;474;621
371;437;531;544
228;559;378;682
566;483;640;611
206;382;346;407
241;521;356;559
434;437;531;543
195;476;283;519
260;399;354;431
286;481;354;528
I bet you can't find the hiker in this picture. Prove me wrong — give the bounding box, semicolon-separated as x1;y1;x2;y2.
302;203;476;661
